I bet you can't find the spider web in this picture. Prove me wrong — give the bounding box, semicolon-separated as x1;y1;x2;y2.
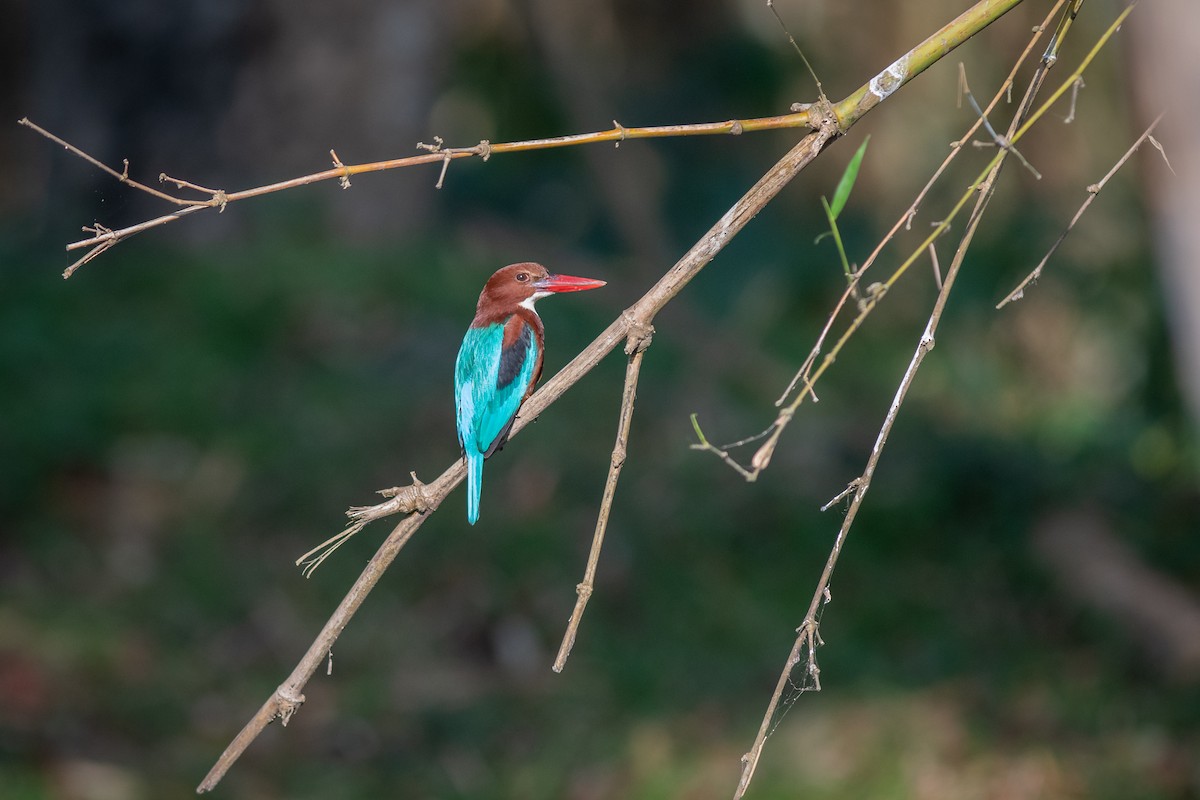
765;586;830;739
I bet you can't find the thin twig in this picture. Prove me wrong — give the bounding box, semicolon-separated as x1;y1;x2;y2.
1063;76;1085;123
28;113;815;274
960;63;1043;179
553;322;653;673
690;414;759;481
16;117;216;207
159;172;224;200
766;0;827;102
996;112;1166;309
735;284;941;799
929;242;944;291
63;238;118;280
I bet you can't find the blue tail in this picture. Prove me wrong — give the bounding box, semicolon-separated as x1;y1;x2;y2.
466;451;483;525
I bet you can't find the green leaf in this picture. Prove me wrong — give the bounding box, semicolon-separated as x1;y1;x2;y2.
828;135;870;220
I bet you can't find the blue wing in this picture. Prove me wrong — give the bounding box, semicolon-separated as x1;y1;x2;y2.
454;319;539;523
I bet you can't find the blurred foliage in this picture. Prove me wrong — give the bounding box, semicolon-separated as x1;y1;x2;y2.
2;1;1199;799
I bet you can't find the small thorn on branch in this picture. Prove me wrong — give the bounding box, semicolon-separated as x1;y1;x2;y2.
415;138;451;188
928;242;943;291
820;479;861;511
415;136;444;153
435;154;451;189
330;149;352;189
611;119;628;148
1063;76;1085;124
158;172;222;197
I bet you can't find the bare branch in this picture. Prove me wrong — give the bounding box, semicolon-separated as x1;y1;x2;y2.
17;117;216;207
553;320;653;673
960;63;1043;179
766;0;827;102
734;5;1136;794
31;112;819;275
997;112;1166;309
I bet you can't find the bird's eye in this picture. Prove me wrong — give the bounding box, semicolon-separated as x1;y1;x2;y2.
516;272;529;282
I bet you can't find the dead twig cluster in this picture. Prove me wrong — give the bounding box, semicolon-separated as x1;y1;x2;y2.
711;5;1151;794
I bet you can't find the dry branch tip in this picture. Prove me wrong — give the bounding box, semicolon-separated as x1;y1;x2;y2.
295;472;432;577
820;479;861;511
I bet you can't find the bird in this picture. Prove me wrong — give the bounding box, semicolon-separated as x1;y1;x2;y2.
454;262;606;525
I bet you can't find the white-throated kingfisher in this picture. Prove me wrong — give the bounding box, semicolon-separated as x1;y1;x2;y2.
454;262;606;524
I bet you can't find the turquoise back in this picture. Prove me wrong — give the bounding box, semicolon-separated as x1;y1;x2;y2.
455;319;539;458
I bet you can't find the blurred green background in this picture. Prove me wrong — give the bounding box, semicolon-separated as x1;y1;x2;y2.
2;1;1198;798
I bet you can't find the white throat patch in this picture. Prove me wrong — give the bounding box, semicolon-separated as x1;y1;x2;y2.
519;291;552;313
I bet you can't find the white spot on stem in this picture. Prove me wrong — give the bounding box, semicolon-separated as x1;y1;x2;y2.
868;53;909;100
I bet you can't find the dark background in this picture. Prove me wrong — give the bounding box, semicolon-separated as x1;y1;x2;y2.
2;1;1197;798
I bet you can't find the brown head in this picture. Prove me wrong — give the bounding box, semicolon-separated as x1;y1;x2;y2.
474;262;606;321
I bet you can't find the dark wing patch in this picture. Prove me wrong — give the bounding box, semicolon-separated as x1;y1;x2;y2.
496;321;532;389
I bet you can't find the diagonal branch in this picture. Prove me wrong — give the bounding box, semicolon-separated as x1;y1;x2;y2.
196;109;842;795
735;119;1007;800
996;112;1167;309
553;319;653;673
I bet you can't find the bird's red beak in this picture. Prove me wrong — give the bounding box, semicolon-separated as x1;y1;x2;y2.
534;273;607;293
